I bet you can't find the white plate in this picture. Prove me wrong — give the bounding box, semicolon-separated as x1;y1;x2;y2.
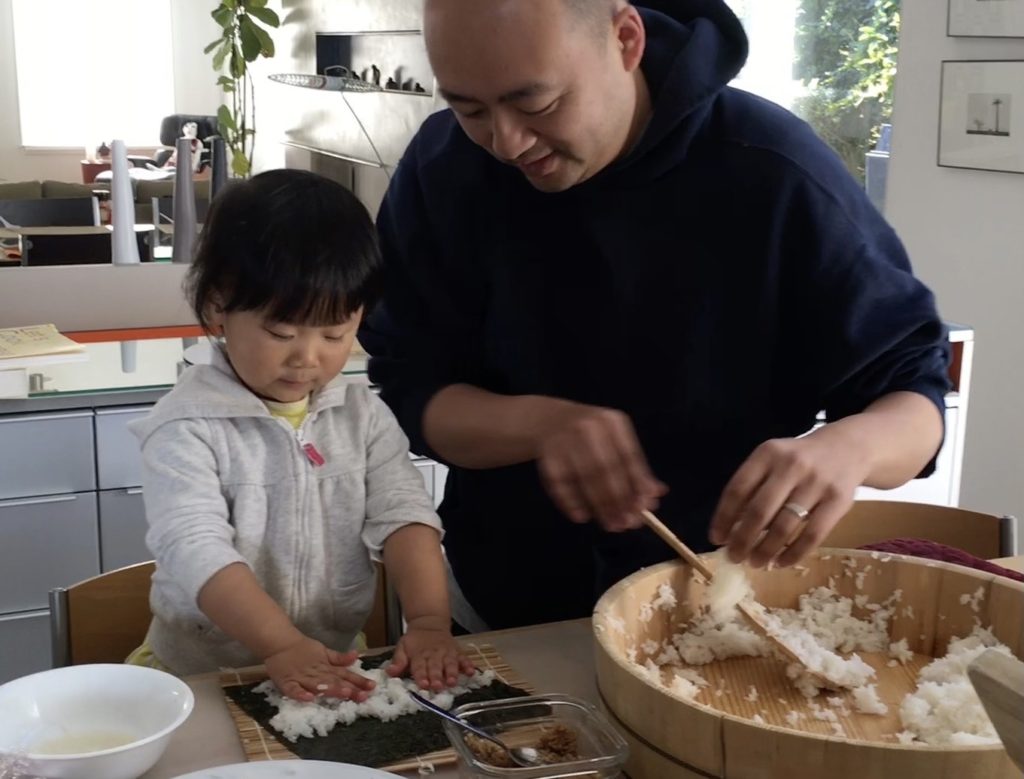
172;761;401;778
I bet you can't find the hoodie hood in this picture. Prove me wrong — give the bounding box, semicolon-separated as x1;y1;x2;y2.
130;343;351;445
594;0;748;185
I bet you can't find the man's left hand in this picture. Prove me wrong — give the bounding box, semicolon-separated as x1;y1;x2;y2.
707;425;871;568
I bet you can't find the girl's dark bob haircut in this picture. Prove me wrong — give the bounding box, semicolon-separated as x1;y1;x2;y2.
186;168;383;330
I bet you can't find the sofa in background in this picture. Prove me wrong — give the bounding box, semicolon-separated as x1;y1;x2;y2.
0;179;211;226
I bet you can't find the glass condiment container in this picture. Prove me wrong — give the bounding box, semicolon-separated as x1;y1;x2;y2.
442;693;628;778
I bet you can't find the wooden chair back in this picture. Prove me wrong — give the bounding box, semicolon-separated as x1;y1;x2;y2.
825;500;1017;559
50;560;398;666
49;561;155;667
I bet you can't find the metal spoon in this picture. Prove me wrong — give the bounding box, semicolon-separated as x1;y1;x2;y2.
408;691;542;767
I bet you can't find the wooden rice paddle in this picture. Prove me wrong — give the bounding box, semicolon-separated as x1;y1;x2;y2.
639;509;837;688
968;649;1024;771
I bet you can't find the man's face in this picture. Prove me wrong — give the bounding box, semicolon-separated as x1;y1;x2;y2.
425;0;643;193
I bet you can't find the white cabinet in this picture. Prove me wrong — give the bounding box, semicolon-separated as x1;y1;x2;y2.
855;327;973;508
0;409;104;683
0;610;51;682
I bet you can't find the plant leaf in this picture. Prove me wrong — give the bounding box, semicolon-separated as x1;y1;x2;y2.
204;37;225;54
232;149;250;177
211;6;233;29
212;42;230;72
248;20;275;57
230;46;246;78
238;16;262;61
247;6;280;28
217;104;238;133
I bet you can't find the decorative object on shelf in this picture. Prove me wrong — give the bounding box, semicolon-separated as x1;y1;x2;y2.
171;137;199;265
938;60;1024;175
96;141;111;161
210;137;228;201
269;71;391;179
205;0;281;177
110;140;141;266
948;0;1024;38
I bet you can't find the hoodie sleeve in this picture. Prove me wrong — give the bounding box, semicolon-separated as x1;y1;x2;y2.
138;418;248;606
774;149;951;474
360;390;443;559
358;132;488;460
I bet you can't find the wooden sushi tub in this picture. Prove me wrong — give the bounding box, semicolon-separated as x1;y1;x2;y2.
593;549;1024;779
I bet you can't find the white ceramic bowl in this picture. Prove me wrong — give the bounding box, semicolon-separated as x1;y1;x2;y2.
0;664;194;779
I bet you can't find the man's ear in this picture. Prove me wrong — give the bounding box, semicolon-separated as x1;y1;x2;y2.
613;5;645;72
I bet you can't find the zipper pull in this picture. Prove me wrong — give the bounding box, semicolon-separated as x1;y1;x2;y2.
302;442;325;467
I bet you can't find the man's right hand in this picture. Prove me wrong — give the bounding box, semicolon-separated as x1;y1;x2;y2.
535;403;667;531
422;385;666;529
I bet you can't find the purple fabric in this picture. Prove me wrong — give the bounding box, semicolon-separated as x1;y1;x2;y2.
860;538;1024;583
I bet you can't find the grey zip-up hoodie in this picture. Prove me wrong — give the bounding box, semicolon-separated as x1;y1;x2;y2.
129;346;441;674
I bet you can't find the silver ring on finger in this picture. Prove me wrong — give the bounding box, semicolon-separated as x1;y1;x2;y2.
781;501;811;521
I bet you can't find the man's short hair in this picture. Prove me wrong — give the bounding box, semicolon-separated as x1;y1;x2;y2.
561;0;618;34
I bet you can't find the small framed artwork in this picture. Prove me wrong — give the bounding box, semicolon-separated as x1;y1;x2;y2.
948;0;1024;38
938;60;1024;174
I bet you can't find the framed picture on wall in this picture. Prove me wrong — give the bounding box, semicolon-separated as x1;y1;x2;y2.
948;0;1024;37
938;60;1024;174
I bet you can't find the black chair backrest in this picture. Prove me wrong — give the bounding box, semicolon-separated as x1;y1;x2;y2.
0;197;98;227
159;114;219;146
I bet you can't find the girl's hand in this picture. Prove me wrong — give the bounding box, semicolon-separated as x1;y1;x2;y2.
386;618;475;691
264;635;376;703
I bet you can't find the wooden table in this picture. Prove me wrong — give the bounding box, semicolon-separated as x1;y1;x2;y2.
144;555;1024;778
144;619;596;778
993;556;1024;574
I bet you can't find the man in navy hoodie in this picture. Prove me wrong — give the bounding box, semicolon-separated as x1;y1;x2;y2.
359;0;950;630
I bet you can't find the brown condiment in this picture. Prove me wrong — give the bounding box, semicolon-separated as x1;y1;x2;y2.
465;724;580;768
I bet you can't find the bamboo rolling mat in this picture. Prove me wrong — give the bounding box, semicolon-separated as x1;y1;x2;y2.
220;642;534;773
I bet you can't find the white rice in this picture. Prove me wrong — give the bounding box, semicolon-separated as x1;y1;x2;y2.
704;550;754;623
256;662;497;742
959;586;985;613
619;556;1018;747
851;684;888;715
888;638;914;664
896;625;1011;745
652;582;678;611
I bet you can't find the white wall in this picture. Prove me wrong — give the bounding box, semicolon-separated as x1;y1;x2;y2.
888;3;1024;532
0;0;220;184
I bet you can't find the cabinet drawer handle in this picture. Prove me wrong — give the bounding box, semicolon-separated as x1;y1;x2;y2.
0;494;78;508
124;488;143;496
1;411;93;424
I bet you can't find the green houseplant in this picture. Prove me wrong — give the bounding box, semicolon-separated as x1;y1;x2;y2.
794;0;901;181
205;0;280;176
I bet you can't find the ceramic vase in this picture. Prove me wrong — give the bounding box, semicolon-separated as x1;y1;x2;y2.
110;140;140;265
171;138;198;265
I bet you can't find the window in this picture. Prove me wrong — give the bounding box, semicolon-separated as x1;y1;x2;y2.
12;0;175;148
726;0;901;183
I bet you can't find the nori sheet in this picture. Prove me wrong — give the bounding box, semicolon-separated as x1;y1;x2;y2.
223;650;532;767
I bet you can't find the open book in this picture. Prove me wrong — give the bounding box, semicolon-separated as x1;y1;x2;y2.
0;324;86;369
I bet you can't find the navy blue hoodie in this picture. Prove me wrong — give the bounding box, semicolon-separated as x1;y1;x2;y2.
360;0;950;629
